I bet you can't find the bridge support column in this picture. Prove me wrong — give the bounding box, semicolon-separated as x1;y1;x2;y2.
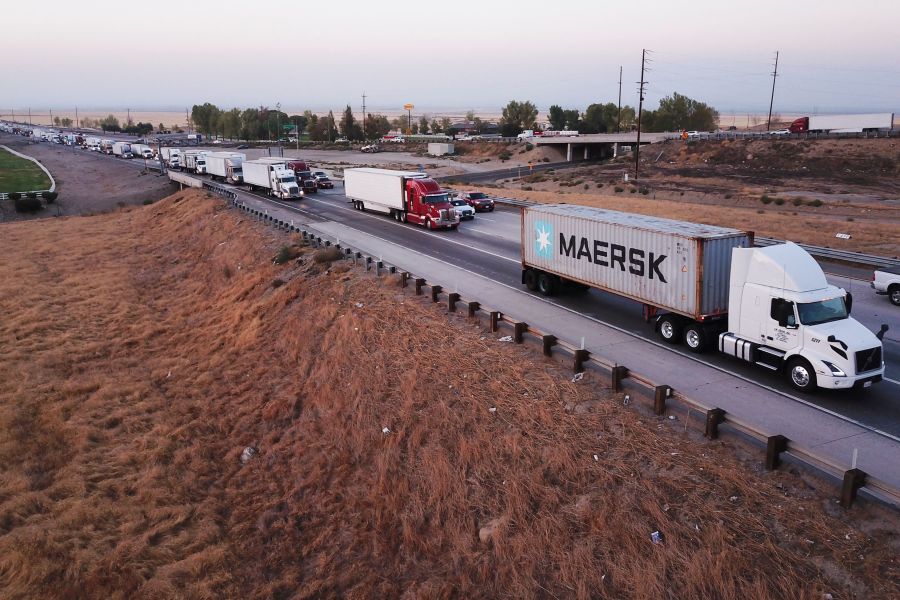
583;145;589;160
566;143;573;162
612;143;618;158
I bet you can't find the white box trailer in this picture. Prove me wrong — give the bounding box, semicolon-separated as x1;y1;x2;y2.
182;150;209;173
206;152;245;184
521;204;752;320
112;141;133;158
160;147;183;167
808;112;894;133
131;143;154;159
427;142;454;156
242;159;300;199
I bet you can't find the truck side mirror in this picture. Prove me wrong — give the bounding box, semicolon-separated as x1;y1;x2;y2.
845;292;853;315
877;324;889;341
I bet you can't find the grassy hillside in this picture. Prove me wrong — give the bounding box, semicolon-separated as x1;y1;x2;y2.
0;190;897;599
0;147;52;192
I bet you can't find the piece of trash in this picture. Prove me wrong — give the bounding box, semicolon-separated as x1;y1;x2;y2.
845;534;851;540
694;524;700;532
729;496;738;502
823;594;834;600
240;447;257;464
650;531;664;544
670;452;679;456
623;395;630;406
601;574;606;582
488;407;497;413
668;415;677;421
572;372;584;382
593;454;599;461
479;336;485;340
448;385;453;389
354;327;359;331
355;302;364;308
663;504;670;512
498;335;513;342
166;370;171;379
805;539;815;545
382;427;390;434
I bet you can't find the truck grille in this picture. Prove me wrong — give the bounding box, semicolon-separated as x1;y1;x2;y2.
855;347;882;374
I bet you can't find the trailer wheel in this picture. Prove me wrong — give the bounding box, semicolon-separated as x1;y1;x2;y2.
537;273;557;296
524;269;538;291
683;323;708;353
657;315;681;344
786;357;817;392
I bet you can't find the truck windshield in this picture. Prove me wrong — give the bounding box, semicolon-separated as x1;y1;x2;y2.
468;192;486;199
797;297;848;325
280;176;296;183
423;193;450;204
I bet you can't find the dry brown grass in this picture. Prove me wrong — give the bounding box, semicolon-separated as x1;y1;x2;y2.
0;190;898;599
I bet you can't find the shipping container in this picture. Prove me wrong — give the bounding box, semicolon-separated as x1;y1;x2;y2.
521;204;753;319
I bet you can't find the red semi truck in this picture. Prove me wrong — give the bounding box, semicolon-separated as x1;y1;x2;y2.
344;168;461;229
788;113;894;134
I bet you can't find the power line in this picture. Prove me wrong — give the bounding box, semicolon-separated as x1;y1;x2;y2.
767;51;779;131
635;49;650;182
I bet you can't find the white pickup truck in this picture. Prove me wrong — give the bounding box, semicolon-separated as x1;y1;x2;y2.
872;267;900;306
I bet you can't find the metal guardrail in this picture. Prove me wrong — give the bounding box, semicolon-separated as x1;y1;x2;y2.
663;129;900;141
222;196;898;509
485;196;899;270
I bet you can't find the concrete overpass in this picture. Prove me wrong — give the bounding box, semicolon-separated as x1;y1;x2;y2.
533;132;669;161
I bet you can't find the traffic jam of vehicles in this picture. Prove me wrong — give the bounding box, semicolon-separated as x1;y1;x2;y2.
3;121;889;393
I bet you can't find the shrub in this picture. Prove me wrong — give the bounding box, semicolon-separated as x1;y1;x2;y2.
498;151;511;160
792;197;804;206
142;199;155;205
274;245;293;265
596;183;603;188
807;198;823;207
542;157;550;162
773;198;785;206
614;186;624;193
313;247;343;263
272;278;285;288
757;209;765;214
846;217;855;222
9;192;21;201
584;184;589;190
14;196;43;213
42;191;58;203
522;186;533;191
760;195;773;204
26;191;37;200
524;142;534;151
724;193;732;199
639;187;650;195
629;188;636;193
222;265;233;279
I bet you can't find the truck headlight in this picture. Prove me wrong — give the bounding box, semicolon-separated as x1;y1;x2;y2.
821;361;846;377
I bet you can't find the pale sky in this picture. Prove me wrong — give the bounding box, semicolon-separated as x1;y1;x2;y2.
3;0;899;116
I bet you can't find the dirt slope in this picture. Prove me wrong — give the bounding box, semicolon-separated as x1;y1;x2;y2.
0;191;897;599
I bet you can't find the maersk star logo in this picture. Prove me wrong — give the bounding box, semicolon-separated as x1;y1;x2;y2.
534;221;553;259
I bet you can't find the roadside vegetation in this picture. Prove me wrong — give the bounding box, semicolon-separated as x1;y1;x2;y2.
0;189;897;598
0;148;52;192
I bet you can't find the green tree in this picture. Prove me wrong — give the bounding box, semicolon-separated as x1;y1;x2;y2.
430;119;440;135
440;117;452;135
53;116;61;126
219;109;242;139
288;114;308;137
366;114;391;140
645;92;719;132
99;114;121;132
418;116;430;134
581;102;621;134
60;117;73;127
499;100;539;137
326;110;338;141
548;105;566;130
465;110;475;121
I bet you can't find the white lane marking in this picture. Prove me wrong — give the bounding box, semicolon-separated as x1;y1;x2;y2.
465;226;518;241
304;195;521;264
885;377;899;385
299;221;900;443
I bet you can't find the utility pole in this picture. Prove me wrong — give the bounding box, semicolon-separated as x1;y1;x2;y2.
766;51;779;132
634;49;648;181
28;107;32;125
362;92;367;141
617;65;623;133
49;108;53;127
127;107;131;126
75;106;79;128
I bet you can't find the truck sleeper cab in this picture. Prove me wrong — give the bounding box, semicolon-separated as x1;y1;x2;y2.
345;168;460;230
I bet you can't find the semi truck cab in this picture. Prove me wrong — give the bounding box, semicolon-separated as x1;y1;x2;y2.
403;177;459;229
271;165;300;199
720;243;884;391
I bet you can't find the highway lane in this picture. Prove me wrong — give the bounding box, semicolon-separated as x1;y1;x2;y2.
246;188;900;437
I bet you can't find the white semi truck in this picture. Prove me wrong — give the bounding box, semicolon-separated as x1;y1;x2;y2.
242;159;300;199
521;204;885;392
206;152;245;184
159;147;182;169
131;143;154;159
112;141;133;158
182;150;208;174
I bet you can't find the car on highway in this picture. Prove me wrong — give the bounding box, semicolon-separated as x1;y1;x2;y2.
316;175;334;189
458;191;495;212
361;144;380;153
872;267;900;306
335;137;349;143
769;129;791;137
236;144;249;149
685;130;701;139
449;198;475;220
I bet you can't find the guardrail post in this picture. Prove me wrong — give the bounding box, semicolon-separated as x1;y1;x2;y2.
415;278;425;295
765;435;789;470
654;385;672;415
431;285;442;303
365;256;372;271
513;322;528;343
489;311;500;332
467;301;480;318
542;335;557;357
574;349;590;374
400;272;409;288
839;468;867;508
448;292;460;312
389;266;396;274
376;261;383;275
705;408;725;440
611;365;629;391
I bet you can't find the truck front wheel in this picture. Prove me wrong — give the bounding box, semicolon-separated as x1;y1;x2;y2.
657;315;681;344
683;323;707;353
786;357;817;392
426;219;434;230
889;284;900;306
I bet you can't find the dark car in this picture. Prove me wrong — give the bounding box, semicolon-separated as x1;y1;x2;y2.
301;178;318;194
236;144;249;149
458;191;495;212
316;176;334;189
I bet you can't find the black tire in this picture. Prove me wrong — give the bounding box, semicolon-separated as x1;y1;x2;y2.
524;269;538;291
399;211;407;223
426;219;433;230
682;323;708;353
657;315;681;344
537;273;556;296
786;357;817;392
889;285;900;306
